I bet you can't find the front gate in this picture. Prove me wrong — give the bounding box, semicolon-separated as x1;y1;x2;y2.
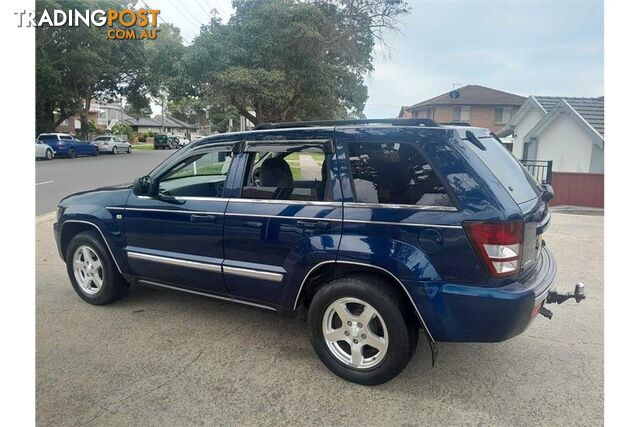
520;160;553;185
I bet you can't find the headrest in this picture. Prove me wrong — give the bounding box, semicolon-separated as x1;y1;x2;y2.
261;157;294;188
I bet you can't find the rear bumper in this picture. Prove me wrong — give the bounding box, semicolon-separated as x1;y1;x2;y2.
416;246;556;342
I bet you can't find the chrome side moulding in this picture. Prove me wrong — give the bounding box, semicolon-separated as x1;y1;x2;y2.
224;212;341;222
138;280;278;311
124;207;225;216
227;198;342;207
343;219;462;229
294;260;436;343
223;266;283;282
61;220;124;274
127;251;222;273
343;202;458;212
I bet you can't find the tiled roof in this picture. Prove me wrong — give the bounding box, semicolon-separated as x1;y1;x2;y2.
408;85;526;109
534;96;604;137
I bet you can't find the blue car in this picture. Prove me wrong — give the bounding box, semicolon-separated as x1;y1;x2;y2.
37;133;99;158
53;119;585;385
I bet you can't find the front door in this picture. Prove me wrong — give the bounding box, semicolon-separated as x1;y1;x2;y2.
124;144;235;294
223;139;342;307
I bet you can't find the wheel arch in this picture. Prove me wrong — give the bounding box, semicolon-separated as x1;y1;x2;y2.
295;260;435;342
60;220;123;274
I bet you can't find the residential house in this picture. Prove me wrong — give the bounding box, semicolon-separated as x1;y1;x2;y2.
54;100;125;134
399;85;526;133
125;115;197;136
499;96;604;173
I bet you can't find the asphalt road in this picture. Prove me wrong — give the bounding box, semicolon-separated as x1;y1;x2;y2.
35;150;174;215
35;213;603;426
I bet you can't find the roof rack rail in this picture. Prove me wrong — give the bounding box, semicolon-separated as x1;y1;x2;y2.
439;121;472;126
253;118;440;130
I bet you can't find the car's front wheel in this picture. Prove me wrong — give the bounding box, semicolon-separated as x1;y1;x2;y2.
112;146;118;155
65;231;129;305
308;275;418;385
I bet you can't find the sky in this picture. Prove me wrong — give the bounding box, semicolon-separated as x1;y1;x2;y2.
143;0;604;119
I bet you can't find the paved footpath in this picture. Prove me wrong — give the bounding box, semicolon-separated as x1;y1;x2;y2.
36;212;603;426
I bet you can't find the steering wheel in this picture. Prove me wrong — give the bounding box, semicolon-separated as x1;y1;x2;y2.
252;167;261;186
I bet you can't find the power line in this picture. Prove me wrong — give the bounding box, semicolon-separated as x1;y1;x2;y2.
172;0;207;27
166;0;202;28
139;0;190;44
195;0;212;17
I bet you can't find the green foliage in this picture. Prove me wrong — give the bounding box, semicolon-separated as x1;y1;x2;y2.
183;0;409;124
110;123;134;140
35;0;148;136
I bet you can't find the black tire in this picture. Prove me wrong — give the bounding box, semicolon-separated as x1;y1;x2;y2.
308;275;418;385
112;146;118;155
65;230;129;305
126;146;131;153
68;148;77;159
45;149;53;160
94;148;100;157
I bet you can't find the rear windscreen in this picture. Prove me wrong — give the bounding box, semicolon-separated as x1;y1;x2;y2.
463;129;539;204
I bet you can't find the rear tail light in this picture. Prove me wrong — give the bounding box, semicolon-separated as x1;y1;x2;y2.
463;221;524;278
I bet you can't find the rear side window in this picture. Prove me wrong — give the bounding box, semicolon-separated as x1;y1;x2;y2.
347;141;453;207
463;130;539;204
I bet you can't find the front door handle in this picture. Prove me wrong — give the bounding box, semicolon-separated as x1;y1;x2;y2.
190;214;218;223
296;220;331;230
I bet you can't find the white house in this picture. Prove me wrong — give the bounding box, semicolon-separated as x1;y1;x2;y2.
500;96;604;173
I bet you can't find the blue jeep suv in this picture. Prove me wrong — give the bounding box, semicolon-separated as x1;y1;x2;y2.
54;119;580;385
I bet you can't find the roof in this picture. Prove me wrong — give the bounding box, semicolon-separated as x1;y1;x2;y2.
124;115;196;130
533;96;604;137
405;85;526;110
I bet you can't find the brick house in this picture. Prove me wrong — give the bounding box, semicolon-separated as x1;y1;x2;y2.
398;85;526;133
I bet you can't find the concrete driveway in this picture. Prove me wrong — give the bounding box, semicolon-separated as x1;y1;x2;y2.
36;212;603;426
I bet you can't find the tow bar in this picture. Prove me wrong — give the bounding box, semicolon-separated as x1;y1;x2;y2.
539;283;586;319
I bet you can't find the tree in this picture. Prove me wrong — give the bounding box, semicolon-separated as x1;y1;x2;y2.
35;0;148;137
183;0;409;125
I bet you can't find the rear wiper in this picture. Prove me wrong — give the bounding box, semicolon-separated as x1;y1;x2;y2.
463;130;486;150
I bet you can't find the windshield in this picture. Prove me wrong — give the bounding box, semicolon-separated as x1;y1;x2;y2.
462;129;539;204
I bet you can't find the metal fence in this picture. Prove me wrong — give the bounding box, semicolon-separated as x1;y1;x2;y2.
520;160;553;185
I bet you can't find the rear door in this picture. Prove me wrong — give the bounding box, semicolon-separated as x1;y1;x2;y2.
222;139;342;307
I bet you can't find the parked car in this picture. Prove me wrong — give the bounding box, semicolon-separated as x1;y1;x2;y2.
53;119;585;385
153;134;177;150
35;139;54;160
177;137;190;148
37;133;99;158
92;135;132;154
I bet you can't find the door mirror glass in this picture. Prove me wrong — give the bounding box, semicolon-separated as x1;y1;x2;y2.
132;175;156;196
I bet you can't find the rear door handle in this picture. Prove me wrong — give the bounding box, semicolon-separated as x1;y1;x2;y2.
190;214;218;223
296;220;331;230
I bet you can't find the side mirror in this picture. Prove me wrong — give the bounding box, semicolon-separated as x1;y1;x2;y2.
132;175;156;197
541;183;555;202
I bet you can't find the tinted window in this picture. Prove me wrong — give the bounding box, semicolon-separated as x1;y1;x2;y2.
242;147;328;202
61;135;74;140
347;142;453;207
462;129;539;204
38;135;58;141
158;150;233;198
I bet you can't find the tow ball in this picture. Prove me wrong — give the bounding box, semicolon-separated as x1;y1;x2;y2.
539;283;586;319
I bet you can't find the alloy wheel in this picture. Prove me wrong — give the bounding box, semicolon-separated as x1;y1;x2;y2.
72;245;104;295
322;297;389;369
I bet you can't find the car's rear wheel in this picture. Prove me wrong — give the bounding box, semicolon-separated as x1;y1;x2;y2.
126;145;131;153
45;149;53;160
308;275;418;385
65;231;129;305
68;148;77;159
112;146;118;155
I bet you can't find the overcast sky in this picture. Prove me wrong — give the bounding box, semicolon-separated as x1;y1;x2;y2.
144;0;604;119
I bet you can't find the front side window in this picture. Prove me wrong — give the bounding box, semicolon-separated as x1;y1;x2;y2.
158;150;233;198
242;146;329;202
347;141;453;207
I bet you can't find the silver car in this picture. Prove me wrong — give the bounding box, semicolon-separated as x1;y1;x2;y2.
92;135;132;154
35;139;54;160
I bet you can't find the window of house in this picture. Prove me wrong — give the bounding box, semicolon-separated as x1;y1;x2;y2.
347;141;453;207
158;149;233;198
242;145;329;202
452;106;470;122
495;106;512;124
